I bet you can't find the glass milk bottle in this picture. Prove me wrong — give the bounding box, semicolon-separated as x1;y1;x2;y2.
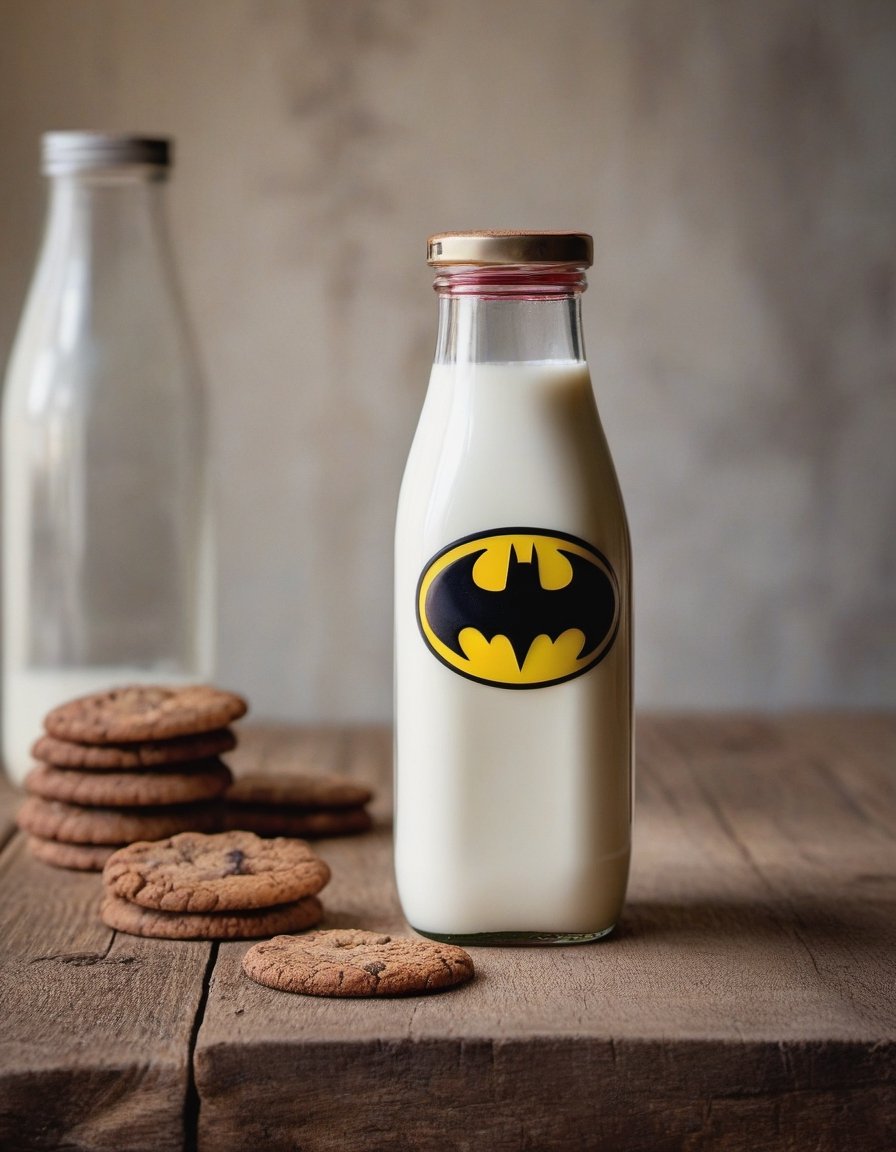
1;133;213;784
395;231;632;944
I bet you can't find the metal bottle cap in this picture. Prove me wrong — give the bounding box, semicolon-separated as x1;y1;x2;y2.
41;132;172;176
427;231;593;267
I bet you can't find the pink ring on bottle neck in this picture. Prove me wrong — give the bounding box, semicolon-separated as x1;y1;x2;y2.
433;264;588;299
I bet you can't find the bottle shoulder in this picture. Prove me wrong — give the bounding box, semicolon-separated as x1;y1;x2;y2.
397;359;629;564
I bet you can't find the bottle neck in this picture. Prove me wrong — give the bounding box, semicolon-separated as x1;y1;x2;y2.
432;263;587;365
40;170;172;289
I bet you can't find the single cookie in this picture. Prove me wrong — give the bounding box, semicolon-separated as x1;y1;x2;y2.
242;929;475;997
101;892;323;940
102;830;330;912
226;773;373;810
32;728;237;770
27;835;120;872
223;806;372;839
25;759;233;808
44;685;248;745
17;795;221;846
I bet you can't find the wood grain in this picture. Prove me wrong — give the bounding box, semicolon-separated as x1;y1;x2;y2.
0;830;211;1151
194;715;896;1152
2;716;894;1151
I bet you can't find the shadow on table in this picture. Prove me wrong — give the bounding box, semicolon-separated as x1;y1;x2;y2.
618;886;894;950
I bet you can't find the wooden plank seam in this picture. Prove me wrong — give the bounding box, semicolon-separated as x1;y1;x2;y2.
183;941;219;1152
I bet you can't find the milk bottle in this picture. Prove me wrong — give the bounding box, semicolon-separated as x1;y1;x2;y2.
394;232;632;943
1;134;213;784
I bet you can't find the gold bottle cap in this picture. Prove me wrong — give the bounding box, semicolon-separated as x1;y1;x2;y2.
427;230;593;267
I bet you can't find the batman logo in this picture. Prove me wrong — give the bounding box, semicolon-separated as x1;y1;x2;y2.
416;528;619;689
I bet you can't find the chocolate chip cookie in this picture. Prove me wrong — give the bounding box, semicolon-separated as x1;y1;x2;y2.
226;773;372;810
223;806;372;838
44;685;247;744
242;929;475;997
27;835;119;872
32;728;237;770
17;795;221;845
25;759;233;808
103;830;330;912
101;892;323;940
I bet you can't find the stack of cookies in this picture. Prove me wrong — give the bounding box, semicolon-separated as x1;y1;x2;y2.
224;772;374;839
17;685;247;871
101;830;329;940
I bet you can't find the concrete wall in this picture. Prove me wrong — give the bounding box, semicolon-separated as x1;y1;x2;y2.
0;0;893;719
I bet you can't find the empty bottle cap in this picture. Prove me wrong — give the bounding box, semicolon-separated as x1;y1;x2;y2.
42;132;172;176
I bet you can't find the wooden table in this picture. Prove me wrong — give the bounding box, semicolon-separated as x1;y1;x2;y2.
0;715;894;1151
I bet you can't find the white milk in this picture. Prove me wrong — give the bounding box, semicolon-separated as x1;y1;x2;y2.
394;360;632;939
2;666;201;786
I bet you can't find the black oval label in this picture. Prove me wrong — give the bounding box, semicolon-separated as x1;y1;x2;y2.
416;528;619;689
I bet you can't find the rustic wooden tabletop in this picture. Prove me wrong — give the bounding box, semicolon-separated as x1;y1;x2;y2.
0;714;894;1152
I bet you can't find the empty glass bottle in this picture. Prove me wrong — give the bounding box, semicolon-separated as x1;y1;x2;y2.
2;133;214;784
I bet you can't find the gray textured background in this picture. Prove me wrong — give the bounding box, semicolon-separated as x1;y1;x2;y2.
1;0;894;719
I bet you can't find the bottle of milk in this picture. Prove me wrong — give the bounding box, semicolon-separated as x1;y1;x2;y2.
395;231;632;943
1;133;213;784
